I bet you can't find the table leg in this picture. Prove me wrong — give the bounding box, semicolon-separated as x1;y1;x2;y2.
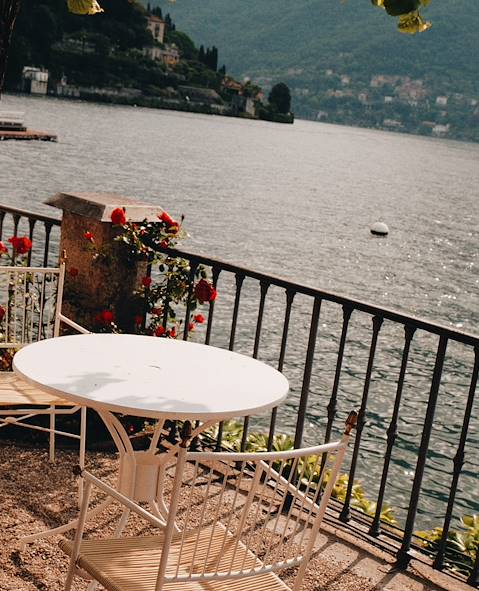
18;411;216;549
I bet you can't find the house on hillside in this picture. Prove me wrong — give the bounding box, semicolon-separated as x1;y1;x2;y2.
396;79;426;103
147;15;166;44
160;45;180;67
143;44;180;68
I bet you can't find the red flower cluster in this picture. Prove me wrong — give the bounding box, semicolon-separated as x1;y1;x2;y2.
155;325;177;338
8;236;32;255
142;276;152;288
94;309;114;326
194;279;217;304
111;208;127;226
0;306;5;321
158;211;179;234
0;242;8;255
84;231;94;242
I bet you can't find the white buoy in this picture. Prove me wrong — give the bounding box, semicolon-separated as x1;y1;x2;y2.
370;221;389;236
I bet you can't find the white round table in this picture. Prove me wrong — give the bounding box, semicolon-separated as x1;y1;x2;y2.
14;333;289;546
13;333;289;421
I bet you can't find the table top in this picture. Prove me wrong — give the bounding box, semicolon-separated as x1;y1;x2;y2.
13;334;289;420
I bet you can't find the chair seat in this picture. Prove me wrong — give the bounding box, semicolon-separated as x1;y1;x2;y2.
60;524;291;591
0;372;75;407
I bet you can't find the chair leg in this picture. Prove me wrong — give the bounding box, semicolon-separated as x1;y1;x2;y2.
49;405;55;463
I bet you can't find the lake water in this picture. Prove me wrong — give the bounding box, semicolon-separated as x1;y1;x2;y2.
1;93;478;529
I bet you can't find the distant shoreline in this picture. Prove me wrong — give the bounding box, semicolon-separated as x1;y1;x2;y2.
6;90;294;125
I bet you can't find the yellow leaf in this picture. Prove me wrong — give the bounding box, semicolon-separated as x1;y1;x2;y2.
67;0;104;15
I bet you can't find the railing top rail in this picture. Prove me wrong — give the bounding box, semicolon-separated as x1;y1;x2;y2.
0;203;61;226
161;246;479;348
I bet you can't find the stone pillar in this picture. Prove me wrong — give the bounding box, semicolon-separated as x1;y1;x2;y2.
45;192;161;332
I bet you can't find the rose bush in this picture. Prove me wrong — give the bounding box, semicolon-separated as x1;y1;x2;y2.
70;208;217;338
0;236;33;371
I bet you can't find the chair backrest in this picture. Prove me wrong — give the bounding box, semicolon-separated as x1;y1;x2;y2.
156;412;357;591
0;261;66;349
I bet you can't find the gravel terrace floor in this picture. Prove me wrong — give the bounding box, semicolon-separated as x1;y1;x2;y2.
0;445;467;591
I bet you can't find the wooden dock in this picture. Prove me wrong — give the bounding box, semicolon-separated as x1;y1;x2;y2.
0;129;57;142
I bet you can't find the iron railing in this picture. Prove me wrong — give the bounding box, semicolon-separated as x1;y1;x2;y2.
149;246;479;585
1;203;479;586
0;203;61;266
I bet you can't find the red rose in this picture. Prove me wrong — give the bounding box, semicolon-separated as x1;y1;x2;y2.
111;207;126;226
84;231;94;242
134;315;143;326
69;267;79;278
142;276;152;288
0;306;5;321
8;236;32;255
188;322;195;332
169;326;177;338
194;279;217;304
94;310;114;325
193;314;205;324
155;325;166;337
0;242;8;255
159;211;174;226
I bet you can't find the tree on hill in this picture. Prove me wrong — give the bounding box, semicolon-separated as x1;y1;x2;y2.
269;82;291;114
166;30;196;59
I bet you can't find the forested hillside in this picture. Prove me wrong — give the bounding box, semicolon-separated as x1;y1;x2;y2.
147;0;479;141
146;0;478;86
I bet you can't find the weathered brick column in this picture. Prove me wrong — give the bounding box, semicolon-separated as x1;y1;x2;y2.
45;192;161;331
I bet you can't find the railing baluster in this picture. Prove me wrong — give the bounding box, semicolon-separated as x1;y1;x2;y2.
268;288;295;451
435;346;479;571
369;323;416;536
223;271;245;449
229;273;244;351
162;274;172;330
395;334;449;568
43;222;53;266
0;211;5;240
293;296;322;449
182;261;199;341
27;218;36;266
204;266;220;346
340;314;383;522
240;416;249;452
324;304;353;445
253;280;269;359
240;280;270;452
319;304;353;474
13;214;20;236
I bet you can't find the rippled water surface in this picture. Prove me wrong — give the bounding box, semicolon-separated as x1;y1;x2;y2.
1;94;478;528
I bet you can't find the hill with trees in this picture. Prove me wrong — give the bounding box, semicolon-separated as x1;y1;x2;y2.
146;0;479;141
5;0;293;122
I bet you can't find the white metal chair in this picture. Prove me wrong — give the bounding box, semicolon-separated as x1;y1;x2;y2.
0;258;90;463
60;412;357;591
